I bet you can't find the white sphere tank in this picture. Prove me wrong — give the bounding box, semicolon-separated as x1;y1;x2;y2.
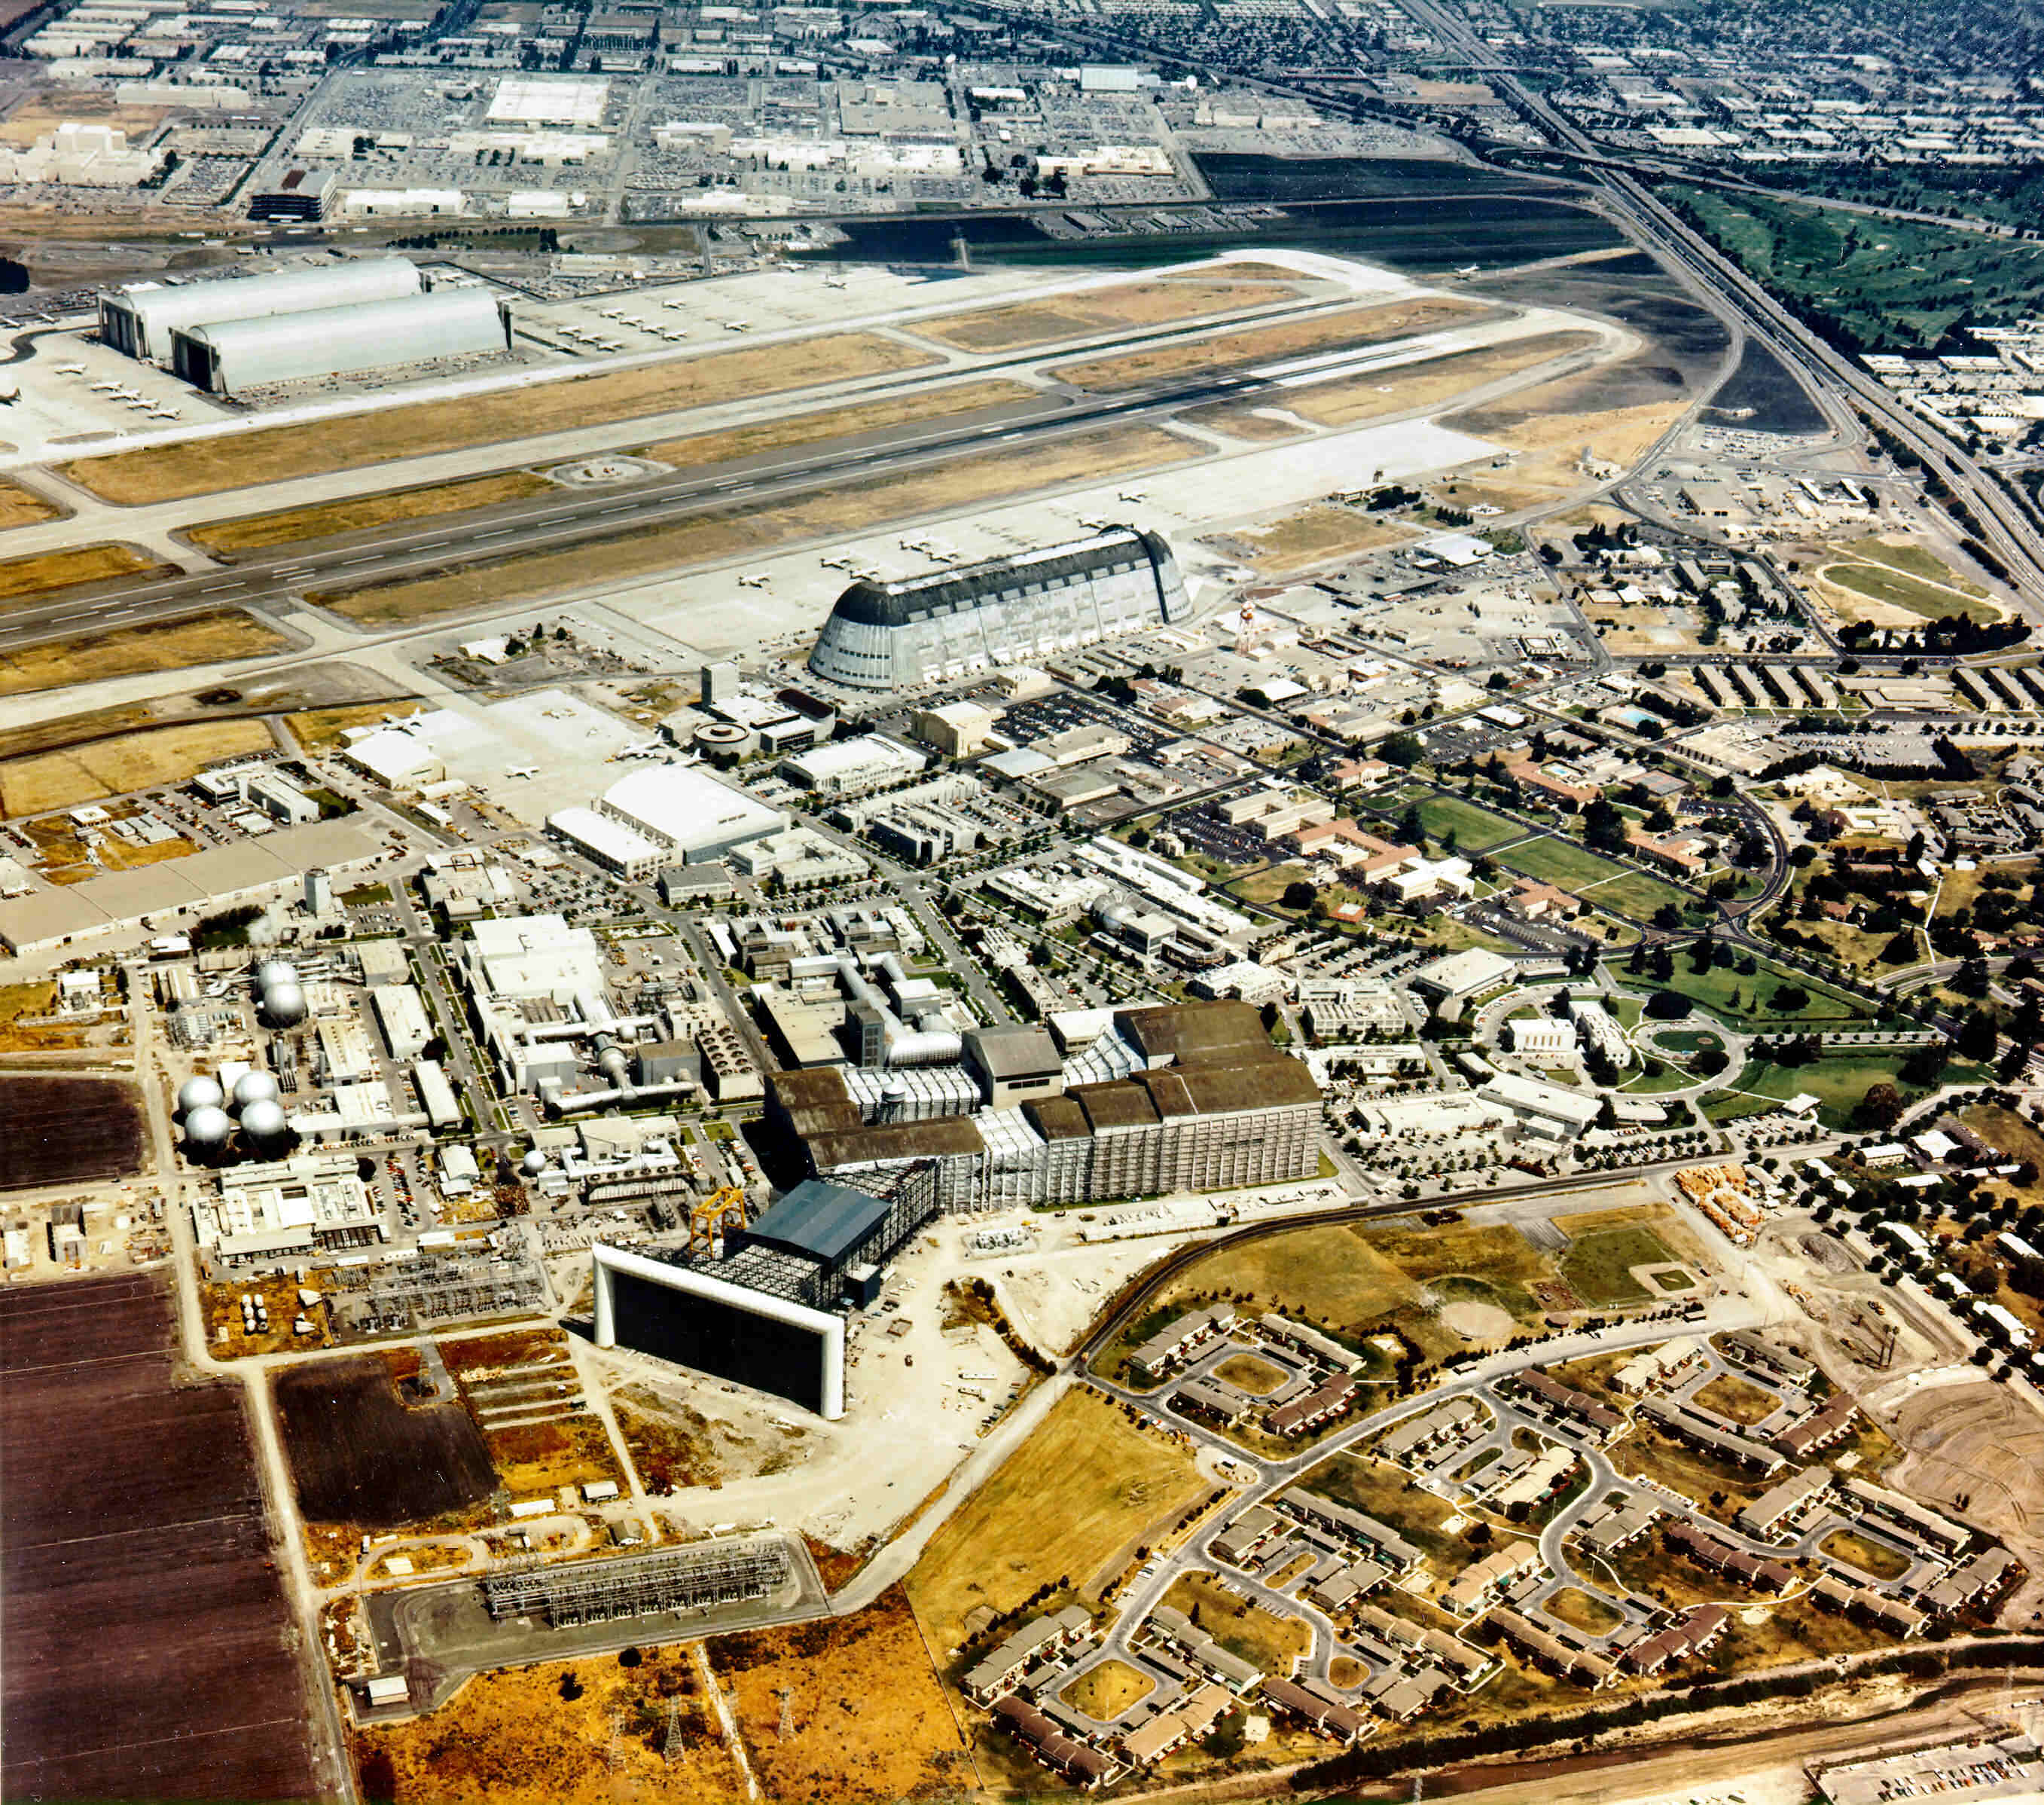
184;1104;233;1148
521;1150;549;1177
261;981;308;1028
239;1098;288;1143
176;1074;224;1115
255;959;298;990
233;1070;280;1110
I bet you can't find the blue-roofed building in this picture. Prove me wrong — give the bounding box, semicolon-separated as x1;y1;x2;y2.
740;1177;930;1300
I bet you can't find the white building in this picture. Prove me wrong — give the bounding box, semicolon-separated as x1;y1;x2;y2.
99;255;422;361
776;735;923;796
344;726;446;790
597;764;786;863
1506;1017;1577;1058
371;984;434;1059
546;805;664;881
1568;998;1631;1067
1478;1070;1603;1141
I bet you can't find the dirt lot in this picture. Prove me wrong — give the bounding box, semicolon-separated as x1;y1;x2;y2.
0;981;90;1052
1216;502;1417;573
906;1385;1205;1658
910;275;1302;353
318;423;1200;626
0;542;170;601
188;470;553;557
642;377;1041;469
275;1355;498;1526
1283;330;1602;429
352;1642;744;1805
0;1075;142;1189
0;1273;314;1803
1051;297;1487;391
1450;355;1692;488
0;717;276;817
61;334;941;504
712;1584;972;1801
1884;1378;2044;1542
0;611;288;699
0;479;59;530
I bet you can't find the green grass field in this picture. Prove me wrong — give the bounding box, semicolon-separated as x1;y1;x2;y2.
1712;1052;1994;1131
1558;1225;1677;1306
1843;537;1987;597
1621;951;1872;1028
1414;794;1524;854
1670;184;2044;353
1824;561;1998;626
1579;867;1704;922
1495;835;1634;892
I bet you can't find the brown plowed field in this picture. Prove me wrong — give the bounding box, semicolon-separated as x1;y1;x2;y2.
275;1355;497;1525
0;1272;316;1801
0;1074;143;1190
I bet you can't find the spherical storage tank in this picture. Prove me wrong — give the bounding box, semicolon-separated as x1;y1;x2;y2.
521;1150;549;1177
233;1070;280;1110
261;980;308;1028
176;1074;224;1116
184;1104;233;1150
239;1098;288;1145
255;959;298;991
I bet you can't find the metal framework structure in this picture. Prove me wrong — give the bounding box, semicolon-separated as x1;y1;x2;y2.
690;1183;749;1258
481;1537;791;1628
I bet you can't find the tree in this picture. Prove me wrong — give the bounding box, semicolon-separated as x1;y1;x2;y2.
1957;1009;2001;1063
1646;989;1691;1019
1379;731;1424;768
1855;1082;1904;1132
1281;880;1318;912
1773;985;1810;1014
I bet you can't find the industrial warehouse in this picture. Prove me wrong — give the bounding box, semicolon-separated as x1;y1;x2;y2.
96;255;512;393
806;529;1192;691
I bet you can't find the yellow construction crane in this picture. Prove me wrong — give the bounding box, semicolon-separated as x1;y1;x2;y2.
689;1183;749;1257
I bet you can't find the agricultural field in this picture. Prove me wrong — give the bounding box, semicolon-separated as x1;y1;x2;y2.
2;1274;315;1804
711;1587;972;1802
273;1355;496;1528
352;1642;744;1805
905;1386;1206;1659
0;1076;142;1190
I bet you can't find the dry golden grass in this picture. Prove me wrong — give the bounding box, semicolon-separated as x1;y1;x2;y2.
1283;330;1601;428
287;699;423;754
1451;368;1690;487
0;612;288;698
1051;296;1484;391
1229;503;1417;573
0;543;169;600
1060;1658;1155;1721
1542;1586;1625;1635
0;719;273;818
714;1587;972;1802
477;1415;622;1498
1692;1372;1780;1426
352;1643;746;1805
188;470;551;556
0;980;89;1052
60;333;941;504
0;479;59;530
1160;1569;1311;1675
0;96;171;147
642;377;1039;467
906;1387;1204;1657
911;276;1300;353
319;423;1200;625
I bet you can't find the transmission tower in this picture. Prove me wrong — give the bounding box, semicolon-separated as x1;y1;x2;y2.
664;1694;685;1766
776;1686;796;1742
